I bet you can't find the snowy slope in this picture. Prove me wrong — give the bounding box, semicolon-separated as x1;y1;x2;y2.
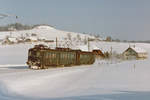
0;42;150;100
0;25;94;41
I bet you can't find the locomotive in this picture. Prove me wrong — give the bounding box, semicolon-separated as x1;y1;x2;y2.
27;44;95;69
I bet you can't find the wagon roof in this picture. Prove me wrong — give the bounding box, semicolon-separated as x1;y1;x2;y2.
73;45;102;52
32;46;94;53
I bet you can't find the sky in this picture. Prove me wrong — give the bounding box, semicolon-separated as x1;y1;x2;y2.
0;0;150;41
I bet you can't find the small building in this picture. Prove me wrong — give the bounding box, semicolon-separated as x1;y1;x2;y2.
25;36;38;42
38;37;46;41
17;38;24;43
123;46;148;59
2;37;18;44
31;33;37;36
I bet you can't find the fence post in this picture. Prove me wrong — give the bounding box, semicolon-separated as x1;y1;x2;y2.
88;38;90;51
56;37;58;48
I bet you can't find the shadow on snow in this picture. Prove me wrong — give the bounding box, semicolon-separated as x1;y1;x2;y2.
0;90;150;100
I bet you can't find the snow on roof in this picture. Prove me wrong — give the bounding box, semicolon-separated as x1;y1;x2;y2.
73;45;100;52
38;36;46;40
8;37;17;42
130;46;147;53
26;36;37;41
91;45;100;50
75;45;88;51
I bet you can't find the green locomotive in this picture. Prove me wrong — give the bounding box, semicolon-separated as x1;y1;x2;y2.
27;45;95;69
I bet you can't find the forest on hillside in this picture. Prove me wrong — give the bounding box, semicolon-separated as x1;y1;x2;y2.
0;23;36;31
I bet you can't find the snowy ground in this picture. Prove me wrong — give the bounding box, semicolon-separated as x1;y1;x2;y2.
0;42;150;100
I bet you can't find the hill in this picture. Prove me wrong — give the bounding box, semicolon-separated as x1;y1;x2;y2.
0;25;96;43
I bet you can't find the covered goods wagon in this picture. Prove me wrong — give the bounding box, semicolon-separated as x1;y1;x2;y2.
27;45;95;69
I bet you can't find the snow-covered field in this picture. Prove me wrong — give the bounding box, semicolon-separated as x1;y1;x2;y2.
0;41;150;100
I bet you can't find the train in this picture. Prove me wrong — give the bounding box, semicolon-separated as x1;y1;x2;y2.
26;44;95;69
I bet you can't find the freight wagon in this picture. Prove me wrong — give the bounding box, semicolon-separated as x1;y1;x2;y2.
27;45;95;69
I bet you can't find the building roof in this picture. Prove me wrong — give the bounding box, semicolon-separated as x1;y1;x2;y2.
38;36;46;40
8;37;17;42
26;36;38;41
129;46;147;53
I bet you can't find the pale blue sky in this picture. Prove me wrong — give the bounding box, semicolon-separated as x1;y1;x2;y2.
0;0;150;40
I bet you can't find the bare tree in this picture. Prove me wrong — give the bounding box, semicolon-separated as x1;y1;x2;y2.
83;36;88;45
67;33;72;41
77;34;81;41
106;36;112;42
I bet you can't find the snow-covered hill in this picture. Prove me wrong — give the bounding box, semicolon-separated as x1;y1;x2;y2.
0;25;95;41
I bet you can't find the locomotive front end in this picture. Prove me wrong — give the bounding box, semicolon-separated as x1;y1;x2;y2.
26;48;41;69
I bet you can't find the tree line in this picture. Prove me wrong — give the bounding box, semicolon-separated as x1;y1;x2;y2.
0;23;34;31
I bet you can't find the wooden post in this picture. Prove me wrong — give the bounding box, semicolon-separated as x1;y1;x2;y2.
88;38;90;51
110;46;113;56
56;37;58;48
